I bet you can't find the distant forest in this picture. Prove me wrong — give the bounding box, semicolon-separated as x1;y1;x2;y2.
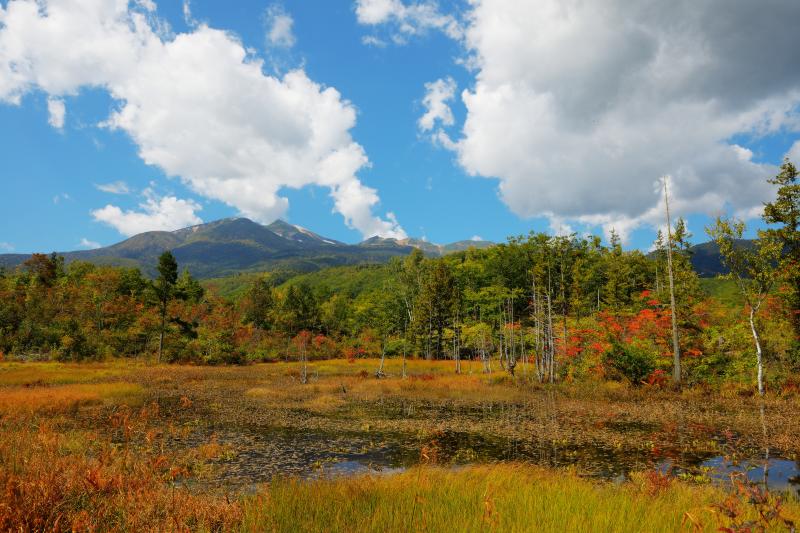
1;160;799;392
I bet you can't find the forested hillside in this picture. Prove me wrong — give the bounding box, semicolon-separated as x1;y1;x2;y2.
2;160;799;389
1;223;795;386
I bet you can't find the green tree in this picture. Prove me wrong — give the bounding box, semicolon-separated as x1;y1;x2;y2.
603;229;628;309
416;260;458;359
280;283;319;335
243;277;275;330
176;268;204;303
707;218;781;395
154;251;178;362
320;293;351;336
762;158;800;338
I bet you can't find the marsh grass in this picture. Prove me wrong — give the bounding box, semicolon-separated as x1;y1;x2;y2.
0;382;144;414
0;359;798;531
241;464;800;532
0;361;134;386
0;389;241;531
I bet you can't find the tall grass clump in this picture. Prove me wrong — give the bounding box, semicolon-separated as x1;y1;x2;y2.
240;464;799;532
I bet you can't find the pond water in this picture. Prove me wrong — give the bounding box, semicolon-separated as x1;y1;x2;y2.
174;423;800;496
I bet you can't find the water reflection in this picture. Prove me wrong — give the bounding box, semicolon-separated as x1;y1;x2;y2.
176;424;800;495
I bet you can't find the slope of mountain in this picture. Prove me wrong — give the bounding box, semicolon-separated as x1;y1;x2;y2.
359;236;494;256
0;218;496;278
688;239;755;277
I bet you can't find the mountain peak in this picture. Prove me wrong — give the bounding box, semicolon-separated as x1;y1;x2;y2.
266;219;343;246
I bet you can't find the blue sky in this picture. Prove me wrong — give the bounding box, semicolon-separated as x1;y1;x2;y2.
1;0;799;254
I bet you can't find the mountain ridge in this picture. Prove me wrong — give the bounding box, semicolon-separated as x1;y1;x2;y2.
0;218;494;278
0;217;747;279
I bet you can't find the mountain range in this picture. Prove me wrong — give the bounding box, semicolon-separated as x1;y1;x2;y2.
0;218;494;278
0;217;747;279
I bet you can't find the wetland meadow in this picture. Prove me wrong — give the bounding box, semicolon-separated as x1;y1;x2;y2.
1;358;798;531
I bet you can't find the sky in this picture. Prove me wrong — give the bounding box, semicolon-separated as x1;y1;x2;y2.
1;0;799;254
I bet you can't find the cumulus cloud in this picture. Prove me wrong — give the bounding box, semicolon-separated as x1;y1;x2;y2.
435;0;800;241
78;237;102;249
91;188;202;236
46;97;65;129
418;77;456;132
265;4;295;48
355;0;462;44
0;0;404;239
789;141;800;163
95;181;131;194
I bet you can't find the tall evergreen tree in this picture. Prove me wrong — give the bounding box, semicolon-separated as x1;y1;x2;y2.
155;251;178;362
762;158;800;339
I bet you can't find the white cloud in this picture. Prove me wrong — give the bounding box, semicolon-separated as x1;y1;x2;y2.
46;97;65;129
440;0;800;241
182;0;196;26
0;0;404;239
91;188;202;236
418;76;456;132
265;4;295;48
52;192;70;204
361;35;387;47
470;235;482;241
355;0;462;44
95;181;131;194
0;242;13;252
78;237;101;249
135;0;156;12
789;141;800;163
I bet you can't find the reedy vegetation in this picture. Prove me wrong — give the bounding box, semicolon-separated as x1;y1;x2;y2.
0;361;798;531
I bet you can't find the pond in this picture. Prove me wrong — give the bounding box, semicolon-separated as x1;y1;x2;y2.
174;423;800;496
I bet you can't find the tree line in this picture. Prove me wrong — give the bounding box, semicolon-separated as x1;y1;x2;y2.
0;160;798;391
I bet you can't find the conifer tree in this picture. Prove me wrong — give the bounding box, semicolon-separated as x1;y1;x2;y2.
155;251;178;362
762;158;800;339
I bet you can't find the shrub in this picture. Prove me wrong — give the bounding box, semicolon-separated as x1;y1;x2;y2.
604;342;656;385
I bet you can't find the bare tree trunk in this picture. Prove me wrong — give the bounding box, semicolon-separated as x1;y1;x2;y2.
402;322;407;379
426;315;432;360
479;308;491;373
376;336;387;379
454;312;461;374
664;177;682;388
300;340;308;385
158;300;166;363
507;297;516;376
749;305;765;395
547;292;555;384
560;251;568;364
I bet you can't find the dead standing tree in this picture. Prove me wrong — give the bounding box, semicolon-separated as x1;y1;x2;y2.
663;176;682;388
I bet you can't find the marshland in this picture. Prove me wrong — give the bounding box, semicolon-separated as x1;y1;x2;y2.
0;358;798;531
3;162;800;530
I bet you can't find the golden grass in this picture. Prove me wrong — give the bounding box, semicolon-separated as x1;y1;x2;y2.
241;464;800;532
0;382;144;414
0;361;135;386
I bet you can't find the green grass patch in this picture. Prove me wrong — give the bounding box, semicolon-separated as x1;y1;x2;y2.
241;464;799;532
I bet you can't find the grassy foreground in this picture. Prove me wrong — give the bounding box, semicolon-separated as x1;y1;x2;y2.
242;464;798;532
0;359;798;531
